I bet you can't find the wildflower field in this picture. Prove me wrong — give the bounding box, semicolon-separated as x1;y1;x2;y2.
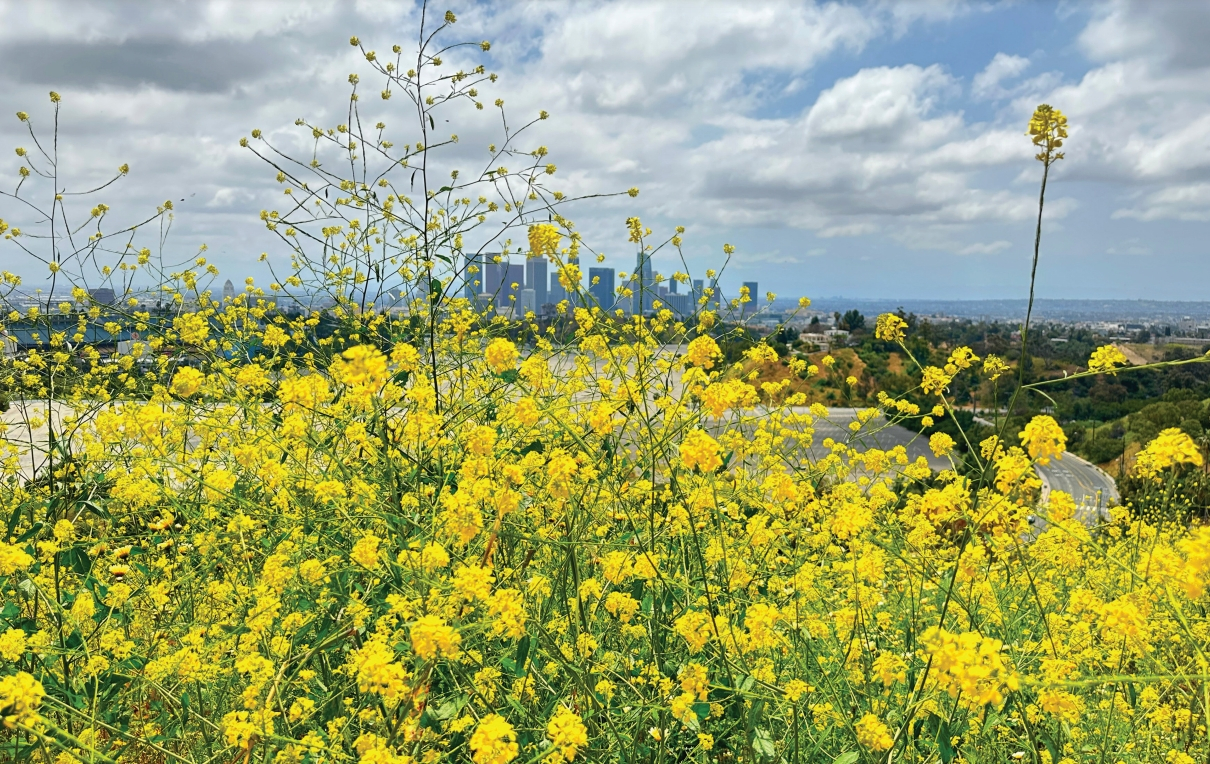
2;11;1210;764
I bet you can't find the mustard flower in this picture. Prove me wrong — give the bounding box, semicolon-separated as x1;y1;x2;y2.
1087;344;1128;375
685;335;721;369
0;627;27;661
528;223;561;258
1027;103;1068;164
675;610;714;652
679;429;723;473
470;714;519;764
170;367;205;398
920;366;951;395
983;354;1010;380
485;337;518;373
1135;428;1203;480
351;533;381;568
410;615;462;660
855;713;893;751
875;313;908;343
547;707;589;762
1019;415;1066;465
929;432;955;458
0;672;45;729
923;627;1019;709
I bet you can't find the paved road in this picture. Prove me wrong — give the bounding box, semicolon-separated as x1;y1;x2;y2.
791;407;950;471
3;398;1117;532
1034;452;1119;525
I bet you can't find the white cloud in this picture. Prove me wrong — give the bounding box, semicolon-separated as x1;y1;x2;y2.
972;53;1029;99
957;240;1011;255
1105;238;1152;255
820;223;879;238
1112;183;1210;222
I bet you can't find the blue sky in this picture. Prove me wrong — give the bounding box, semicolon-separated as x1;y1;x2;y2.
0;0;1207;302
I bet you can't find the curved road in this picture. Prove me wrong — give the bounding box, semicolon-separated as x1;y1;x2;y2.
4;401;1119;531
1034;452;1119;525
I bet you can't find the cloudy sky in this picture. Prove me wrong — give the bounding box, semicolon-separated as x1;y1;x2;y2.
1;0;1208;301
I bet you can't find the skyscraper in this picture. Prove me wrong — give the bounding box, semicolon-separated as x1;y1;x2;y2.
519;288;536;316
483;259;507;302
501;263;524;309
549;272;566;304
588;267;615;310
692;279;704;307
666;292;692;316
632;252;653;315
525;255;548;308
742;281;759;316
463;253;486;299
222;279;235;302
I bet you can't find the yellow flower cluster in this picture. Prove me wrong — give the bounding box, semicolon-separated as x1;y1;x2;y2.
1135;427;1204;479
1088;344;1128;374
528;223;561;259
923;627;1020;709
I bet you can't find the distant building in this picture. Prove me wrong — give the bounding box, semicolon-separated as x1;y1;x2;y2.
222;279;236;302
463;253;486;299
631;252;654;315
485;259;525;309
692;279;704;307
89;288;116;305
519;288;536;315
483;260;506;302
741;281;759;316
525;255;548;309
589;267;616;310
801;332;830;352
665;292;692;316
474;292;496;313
502;263;524;309
549;272;566;304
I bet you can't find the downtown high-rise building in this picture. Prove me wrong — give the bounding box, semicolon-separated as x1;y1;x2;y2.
463;253;486;299
482;259;507;302
501;262;524;309
525;255;548;309
692;279;704;307
665;292;692;316
742;281;759;316
631;252;654;315
549;272;566;304
589;267;615;310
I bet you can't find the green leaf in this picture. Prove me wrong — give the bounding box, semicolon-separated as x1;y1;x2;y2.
429;696;467;721
511;635;531;676
833;753;860;764
935;716;956;764
752;728;776;759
